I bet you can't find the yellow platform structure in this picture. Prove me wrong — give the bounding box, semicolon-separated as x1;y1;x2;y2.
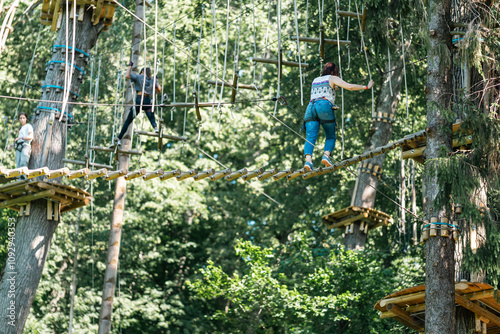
40;0;118;31
375;282;500;333
322;205;393;233
401;122;472;164
0;179;92;220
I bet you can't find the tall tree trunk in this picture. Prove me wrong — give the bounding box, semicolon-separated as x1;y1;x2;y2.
0;9;103;333
343;56;404;250
98;1;145;332
424;0;454;333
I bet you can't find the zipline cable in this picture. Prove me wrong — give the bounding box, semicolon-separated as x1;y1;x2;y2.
273;0;281;116
210;0;218;120
400;13;409;119
387;20;393;97
355;2;374;117
335;0;345;159
293;0;304;106
216;0;231;129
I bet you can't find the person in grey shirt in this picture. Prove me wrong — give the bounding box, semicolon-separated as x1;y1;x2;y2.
115;62;162;146
8;112;33;178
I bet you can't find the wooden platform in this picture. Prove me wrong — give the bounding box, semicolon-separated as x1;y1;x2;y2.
40;0;118;31
322;205;393;231
375;282;500;333
0;179;92;217
401;122;472;164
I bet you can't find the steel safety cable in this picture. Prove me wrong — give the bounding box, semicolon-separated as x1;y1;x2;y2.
152;0;159;121
303;0;309;85
85;56;95;159
196;146;281;206
172;23;176;121
273;0;281;116
386;20;393;97
210;0;219;120
161;27;165;121
60;1;77;121
335;0;345;159
216;0;231;129
400;13;409;119
90;55;101;166
355;2;374;117
293;0;304;106
195;5;205;98
346;0;351;70
231;0;243;118
257;0;272;90
183;45;191;138
251;0;257;87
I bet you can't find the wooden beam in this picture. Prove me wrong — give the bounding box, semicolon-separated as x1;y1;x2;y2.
455;293;500;327
177;169;198;181
231;72;239;103
60;198;90;213
85;168;108;180
272;168;294;181
124;169;146;181
36;182;86;200
380;291;426;307
67;168;90;180
193;169;215;181
159;169;181;181
0;189;55;209
46;167;70;179
90;146;142;155
257;169;279;181
143;169;164;181
192;91;202;121
326;213;369;229
242;168;264;181
252;57;309;68
26;167;49;179
319;25;325;59
62;158;112;169
225;168;248;181
133;131;186;141
105;169;127;181
209;169;231;181
386;303;424;332
207;80;262;91
4;167;28;178
286;168;307;180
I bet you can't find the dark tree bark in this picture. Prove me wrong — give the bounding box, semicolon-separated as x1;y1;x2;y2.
424;0;455;333
98;1;145;332
343;56;404;250
0;9;104;334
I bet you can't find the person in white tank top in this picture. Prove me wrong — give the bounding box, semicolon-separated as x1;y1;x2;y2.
303;62;374;172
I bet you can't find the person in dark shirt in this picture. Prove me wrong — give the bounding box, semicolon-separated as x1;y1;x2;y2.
114;62;162;146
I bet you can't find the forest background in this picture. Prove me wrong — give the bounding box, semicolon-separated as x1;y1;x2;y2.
0;0;496;332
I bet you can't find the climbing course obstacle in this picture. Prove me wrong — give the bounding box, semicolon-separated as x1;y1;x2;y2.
207;71;263;103
375;282;500;334
251;48;309;80
0;179;92;218
322;205;393;234
401;122;472;164
40;0;118;31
